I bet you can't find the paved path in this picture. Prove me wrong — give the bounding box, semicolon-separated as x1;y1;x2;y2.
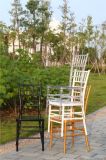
0;107;106;160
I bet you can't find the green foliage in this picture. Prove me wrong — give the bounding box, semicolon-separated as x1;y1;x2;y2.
25;0;51;55
26;0;39;15
0;48;69;108
1;47;106;111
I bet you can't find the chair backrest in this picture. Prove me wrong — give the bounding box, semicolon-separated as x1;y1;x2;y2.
69;54;88;86
71;69;90;103
84;85;91;114
18;83;42;118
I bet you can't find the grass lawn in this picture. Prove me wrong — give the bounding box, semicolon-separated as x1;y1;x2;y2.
87;73;106;114
0;73;106;144
0;116;48;144
0;119;16;144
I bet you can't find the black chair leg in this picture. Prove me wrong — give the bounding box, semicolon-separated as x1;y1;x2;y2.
40;120;44;151
16;120;20;152
16;119;44;152
42;120;44;151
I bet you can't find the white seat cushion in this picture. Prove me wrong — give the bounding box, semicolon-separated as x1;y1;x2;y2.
48;99;82;107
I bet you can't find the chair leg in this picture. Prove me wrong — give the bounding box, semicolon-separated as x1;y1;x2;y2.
84;134;90;151
40;120;44;151
61;107;64;137
41;120;44;151
50;121;53;150
64;120;67;154
16;119;20;152
48;105;51;132
82;118;90;151
48;116;50;133
42;120;44;151
72;122;75;148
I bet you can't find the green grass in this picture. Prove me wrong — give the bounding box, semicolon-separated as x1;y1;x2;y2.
0;116;48;144
0;73;106;144
0;119;16;144
87;73;106;114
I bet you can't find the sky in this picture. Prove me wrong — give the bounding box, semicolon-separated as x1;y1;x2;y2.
0;0;106;27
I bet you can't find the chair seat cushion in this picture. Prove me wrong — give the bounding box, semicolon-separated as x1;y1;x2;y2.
48;99;82;107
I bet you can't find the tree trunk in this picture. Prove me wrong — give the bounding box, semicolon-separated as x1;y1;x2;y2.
40;36;45;66
12;41;15;59
32;37;36;53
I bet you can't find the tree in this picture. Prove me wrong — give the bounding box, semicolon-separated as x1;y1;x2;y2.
9;30;17;57
37;0;52;59
0;21;9;54
81;16;96;64
59;0;69;64
9;0;24;48
77;19;87;54
25;0;40;52
67;12;77;60
9;0;23;30
59;0;77;64
99;23;106;58
85;16;94;54
25;0;52;66
97;23;106;73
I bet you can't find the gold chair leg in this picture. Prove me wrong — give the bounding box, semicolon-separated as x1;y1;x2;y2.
72;122;75;148
85;134;90;151
50;121;53;150
64;120;67;154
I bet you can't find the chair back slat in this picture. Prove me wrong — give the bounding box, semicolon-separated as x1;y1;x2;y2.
18;83;42;118
71;69;90;104
69;54;88;86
